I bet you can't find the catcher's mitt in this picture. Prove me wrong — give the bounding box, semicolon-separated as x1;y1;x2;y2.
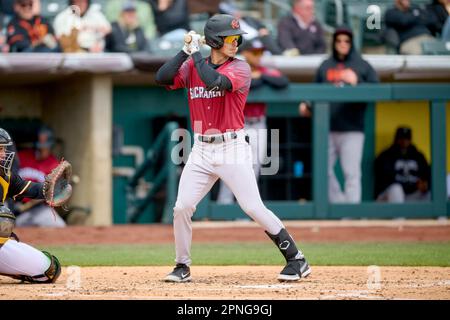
43;160;73;207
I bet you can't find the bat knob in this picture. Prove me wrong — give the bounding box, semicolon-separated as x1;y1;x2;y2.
184;34;192;44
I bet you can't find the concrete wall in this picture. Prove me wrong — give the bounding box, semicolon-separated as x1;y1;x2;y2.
0;88;42;117
43;75;112;226
90;76;113;226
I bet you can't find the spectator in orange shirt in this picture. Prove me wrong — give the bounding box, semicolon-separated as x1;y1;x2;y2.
6;0;59;52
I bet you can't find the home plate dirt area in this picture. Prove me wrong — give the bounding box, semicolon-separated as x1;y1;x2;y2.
1;266;449;300
1;220;449;300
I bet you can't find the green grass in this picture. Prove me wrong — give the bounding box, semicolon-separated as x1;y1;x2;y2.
39;242;450;267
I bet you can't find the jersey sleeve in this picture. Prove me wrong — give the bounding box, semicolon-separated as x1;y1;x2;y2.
8;173;44;201
219;60;251;92
168;58;192;90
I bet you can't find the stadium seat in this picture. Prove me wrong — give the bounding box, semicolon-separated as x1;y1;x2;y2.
323;0;349;29
91;0;108;12
40;0;66;19
421;40;450;55
1;13;12;30
148;37;211;57
148;38;182;56
189;12;209;35
343;1;390;51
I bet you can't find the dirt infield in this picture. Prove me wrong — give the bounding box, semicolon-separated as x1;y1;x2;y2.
1;266;449;300
3;221;449;300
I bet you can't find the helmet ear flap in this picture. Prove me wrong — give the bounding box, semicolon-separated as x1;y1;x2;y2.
219;37;225;48
215;36;224;49
207;35;223;49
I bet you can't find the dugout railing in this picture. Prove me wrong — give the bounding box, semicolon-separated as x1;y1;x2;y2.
174;84;449;222
126;121;179;223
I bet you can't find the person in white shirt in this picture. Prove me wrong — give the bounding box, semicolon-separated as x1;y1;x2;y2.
53;0;111;52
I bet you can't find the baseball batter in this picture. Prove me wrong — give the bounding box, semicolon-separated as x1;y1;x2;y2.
156;14;311;282
0;128;61;283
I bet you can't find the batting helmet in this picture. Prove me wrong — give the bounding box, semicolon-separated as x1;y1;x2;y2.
204;14;247;49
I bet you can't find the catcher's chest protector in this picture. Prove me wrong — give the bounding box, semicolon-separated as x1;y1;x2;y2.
0;216;14;239
0;205;15;246
0;174;10;203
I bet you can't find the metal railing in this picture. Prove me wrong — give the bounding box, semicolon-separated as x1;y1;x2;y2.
194;83;449;220
126;122;179;223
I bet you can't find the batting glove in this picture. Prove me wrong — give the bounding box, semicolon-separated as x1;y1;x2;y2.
183;31;203;55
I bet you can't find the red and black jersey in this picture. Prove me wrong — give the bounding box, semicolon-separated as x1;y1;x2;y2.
169;56;251;134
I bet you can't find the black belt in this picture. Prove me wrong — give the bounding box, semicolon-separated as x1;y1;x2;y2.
198;132;238;144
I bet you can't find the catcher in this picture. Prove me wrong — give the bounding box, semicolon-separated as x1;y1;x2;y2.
0;127;72;283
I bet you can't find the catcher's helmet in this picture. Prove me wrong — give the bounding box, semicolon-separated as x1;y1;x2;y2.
204;14;247;49
0;128;15;175
0;128;12;147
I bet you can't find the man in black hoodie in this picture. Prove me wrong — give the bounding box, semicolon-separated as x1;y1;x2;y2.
375;127;430;203
302;27;379;203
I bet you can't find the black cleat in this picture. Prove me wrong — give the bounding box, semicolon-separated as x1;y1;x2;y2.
278;258;311;282
164;263;192;283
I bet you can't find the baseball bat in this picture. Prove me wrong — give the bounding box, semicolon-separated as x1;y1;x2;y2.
184;33;206;45
184;33;193;44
